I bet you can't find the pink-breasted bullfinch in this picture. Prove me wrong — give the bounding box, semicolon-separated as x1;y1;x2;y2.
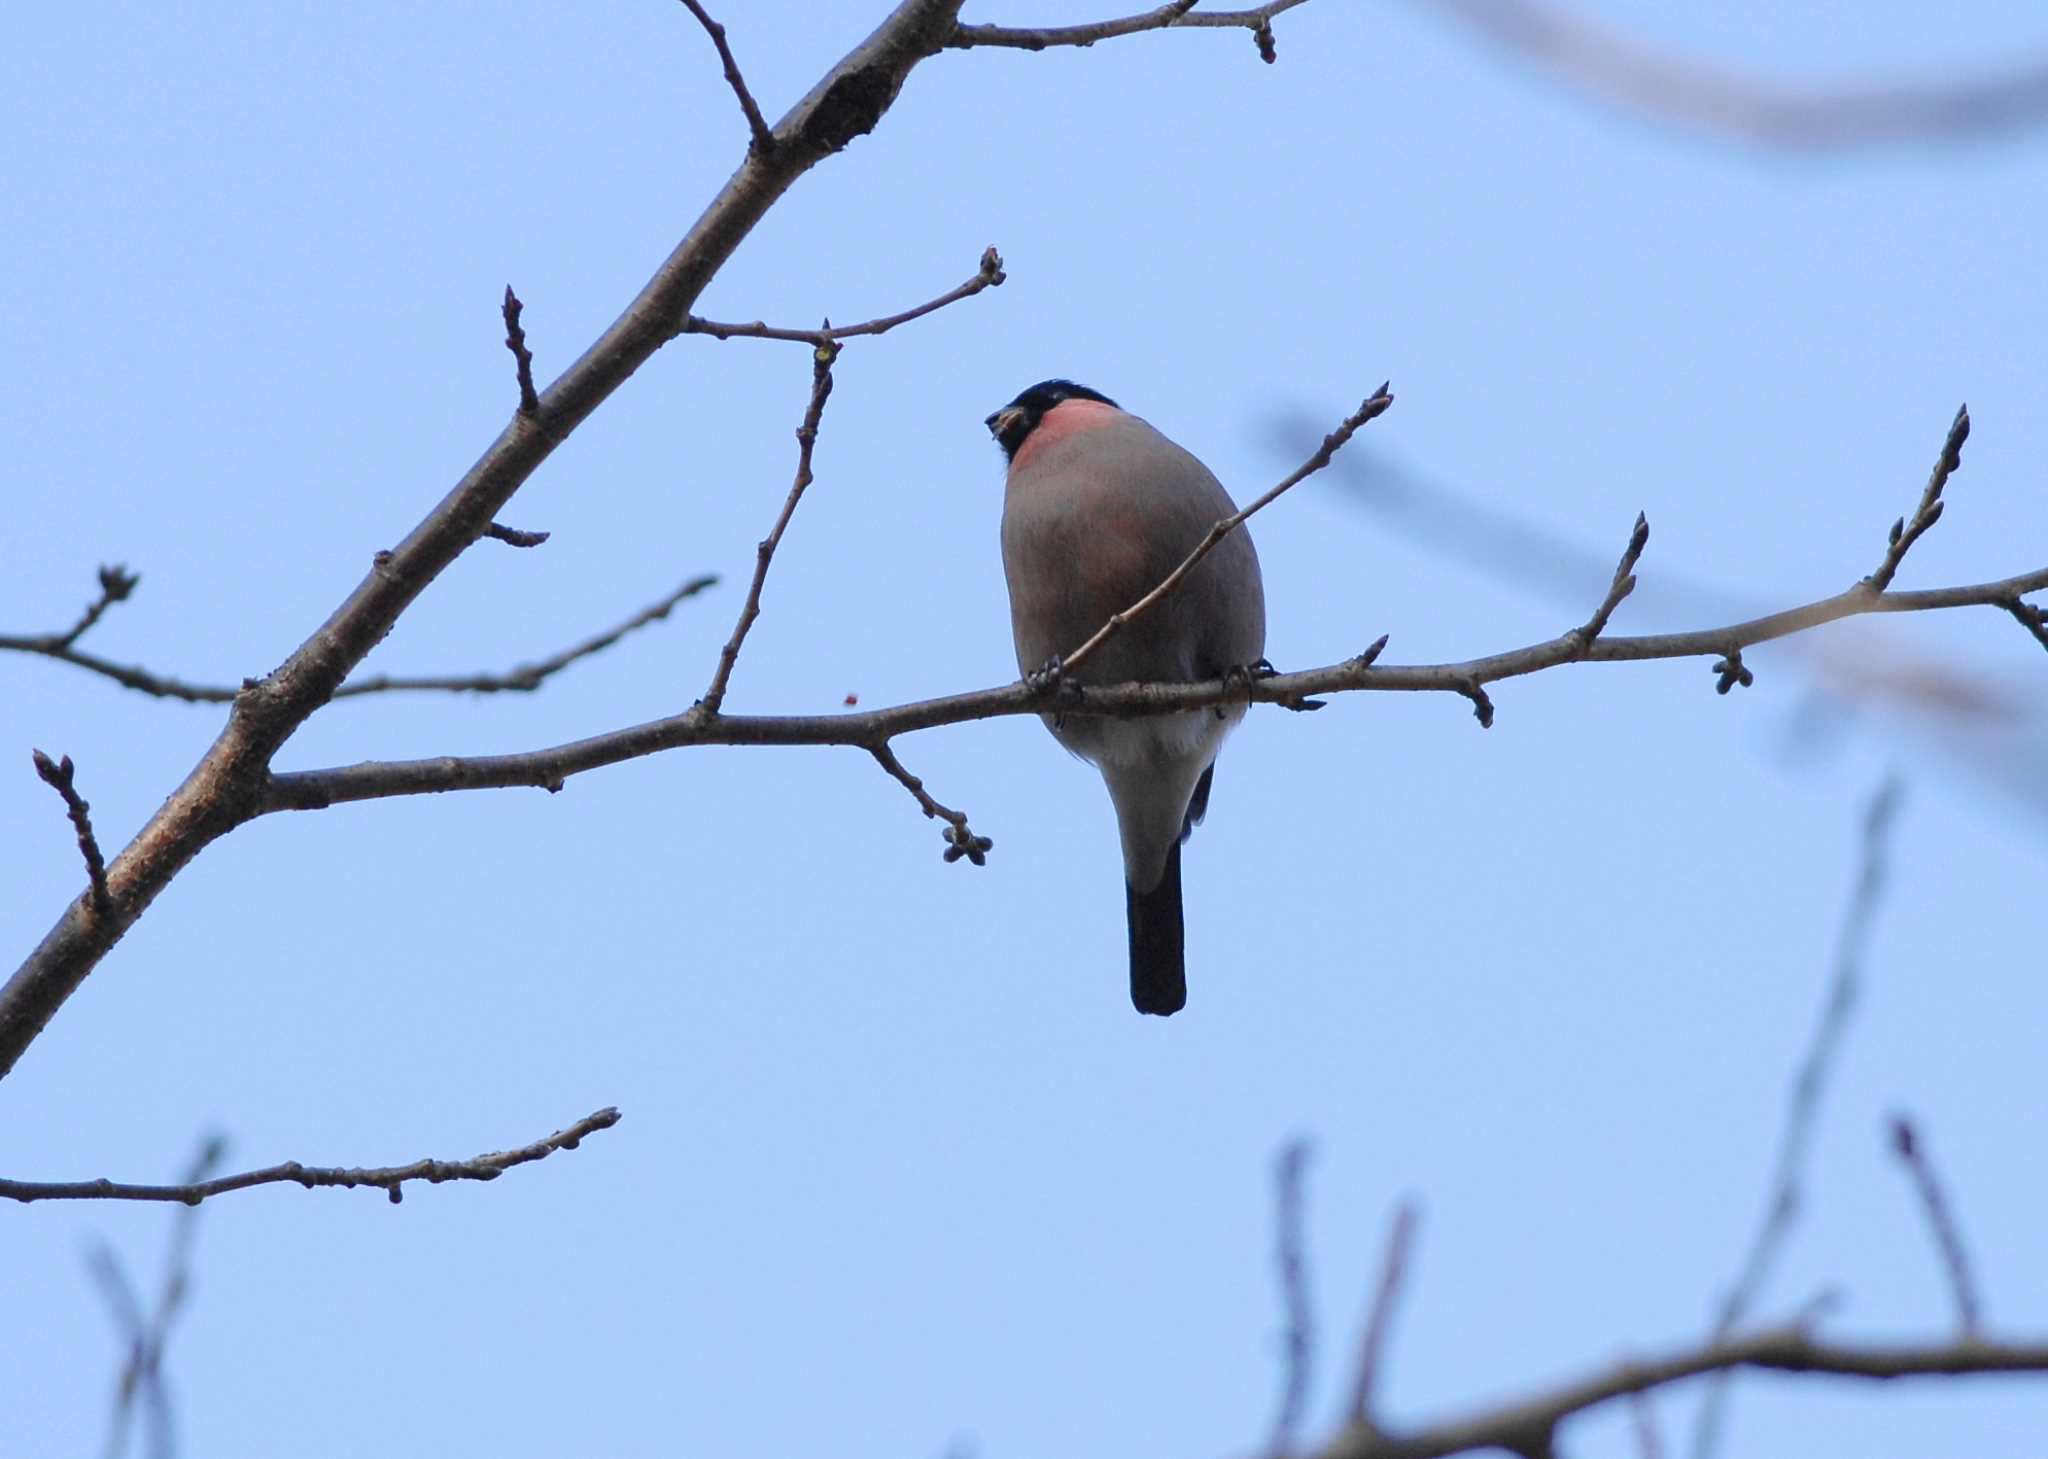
989;380;1266;1016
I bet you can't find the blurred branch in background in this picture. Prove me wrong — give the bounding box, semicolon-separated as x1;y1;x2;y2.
1691;778;1901;1458
88;1134;226;1459
1416;0;2048;148
1259;783;2047;1459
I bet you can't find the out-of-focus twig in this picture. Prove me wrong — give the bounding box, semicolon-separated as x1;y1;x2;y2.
1345;1200;1420;1432
1267;1139;1317;1458
1691;778;1903;1459
1888;1115;1984;1336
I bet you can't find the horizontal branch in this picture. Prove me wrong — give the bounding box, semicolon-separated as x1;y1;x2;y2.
949;0;1309;53
1311;1328;2048;1459
0;1108;619;1207
1;574;718;702
681;246;1005;344
260;561;2048;813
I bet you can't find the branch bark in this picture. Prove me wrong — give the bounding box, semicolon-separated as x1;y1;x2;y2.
0;0;971;1081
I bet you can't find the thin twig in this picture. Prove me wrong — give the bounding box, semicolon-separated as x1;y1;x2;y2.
2;576;715;702
2;1108;619;1207
502;287;540;418
32;751;113;920
1868;405;1967;591
483;522;551;548
92;1133;225;1459
678;0;777;154
697;342;839;714
1309;1329;2048;1459
1569;513;1649;646
1267;1138;1316;1459
1888;1116;1984;1337
869;741;991;865
2002;596;2048;652
681;247;1005;345
57;565;141;649
949;0;1311;54
258;559;2048;814
1627;1392;1666;1459
1691;777;1903;1459
1060;384;1394;678
336;574;719;696
1415;0;2048;149
1347;1200;1420;1430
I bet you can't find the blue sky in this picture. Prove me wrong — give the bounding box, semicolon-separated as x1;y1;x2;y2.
5;2;2047;1455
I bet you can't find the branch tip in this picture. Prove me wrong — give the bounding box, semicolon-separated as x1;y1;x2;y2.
501;286;540;417
32;750;112;919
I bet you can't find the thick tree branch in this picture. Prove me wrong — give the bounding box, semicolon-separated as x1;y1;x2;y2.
1416;0;2048;148
950;0;1310;56
1305;1329;2048;1459
681;246;1006;344
0;0;971;1081
0;1108;620;1207
678;0;779;155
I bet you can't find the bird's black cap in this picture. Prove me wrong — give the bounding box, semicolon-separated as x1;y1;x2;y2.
986;379;1120;462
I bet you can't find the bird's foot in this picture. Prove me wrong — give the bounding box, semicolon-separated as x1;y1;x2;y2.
1229;657;1325;712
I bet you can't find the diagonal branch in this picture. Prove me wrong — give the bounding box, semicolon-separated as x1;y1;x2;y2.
678;0;778;155
31;751;113;921
1060;384;1395;677
681;247;1006;345
870;741;992;864
1867;404;1967;591
1691;777;1901;1459
950;0;1311;55
697;343;839;715
1888;1116;1984;1337
0;1108;620;1207
0;0;973;1082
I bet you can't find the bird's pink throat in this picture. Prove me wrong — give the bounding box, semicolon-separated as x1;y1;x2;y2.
1010;398;1122;473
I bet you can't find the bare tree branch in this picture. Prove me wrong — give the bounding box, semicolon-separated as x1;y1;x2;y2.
0;0;973;1082
2006;596;2048;652
681;246;1006;344
1691;777;1902;1459
1888;1116;1985;1337
869;741;992;865
1346;1200;1421;1432
54;565;142;650
949;0;1311;58
1307;1329;2048;1459
1;1108;620;1207
31;751;113;922
1061;383;1395;678
257;561;2048;816
1267;1139;1317;1458
483;522;551;549
335;574;719;697
3;574;717;703
678;0;778;155
1415;0;2048;148
698;343;839;714
1868;405;1967;591
502;286;540;417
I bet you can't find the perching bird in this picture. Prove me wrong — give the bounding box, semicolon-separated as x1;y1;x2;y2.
989;380;1266;1016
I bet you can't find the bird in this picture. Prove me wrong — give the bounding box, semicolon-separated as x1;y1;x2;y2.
988;379;1266;1016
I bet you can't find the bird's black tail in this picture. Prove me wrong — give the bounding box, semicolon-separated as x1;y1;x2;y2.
1126;842;1187;1016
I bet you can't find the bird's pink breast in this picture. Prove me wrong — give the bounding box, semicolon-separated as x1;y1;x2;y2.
1009;397;1123;474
